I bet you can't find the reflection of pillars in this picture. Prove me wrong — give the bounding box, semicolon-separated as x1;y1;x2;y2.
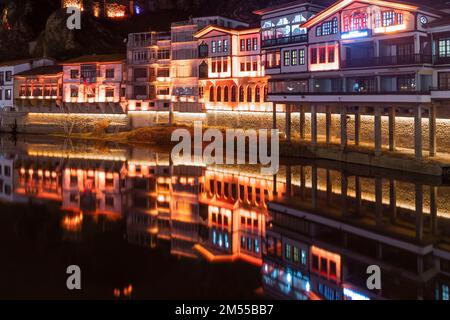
326;169;332;205
340;105;347;150
285;165;292;197
300;165;305;199
285;104;291;141
326;106;331;145
341;172;347;217
375;177;383;227
415;183;423;242
300;104;306;140
273;174;278;196
414;104;423;161
374;107;382;156
388;107;396;151
354;108;361;146
376;243;383;259
272;103;277;130
311;105;317;148
417;256;424;275
389;179;397;223
312;164;317;208
430;186;438;235
429;104;436;157
355;176;362;216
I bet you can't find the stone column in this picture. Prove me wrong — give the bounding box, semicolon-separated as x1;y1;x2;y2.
340;105;347;150
374;107;382;156
388;107;396;151
300;104;306;140
414;104;423;161
429;104;436;157
311;104;317;148
430;185;438;235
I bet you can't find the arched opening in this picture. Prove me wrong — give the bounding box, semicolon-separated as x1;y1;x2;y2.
255;86;261;102
247;86;252;102
217;86;222;102
239;86;244;102
231;86;237;102
209;86;215;102
224;86;229;102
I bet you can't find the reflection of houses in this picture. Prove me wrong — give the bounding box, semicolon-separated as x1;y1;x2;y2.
196;167;287;265
126;31;172;111
61;0;138;19
62;54;126;113
14;65;63;113
264;161;450;300
195;25;270;111
61;160;126;217
0;155;16;202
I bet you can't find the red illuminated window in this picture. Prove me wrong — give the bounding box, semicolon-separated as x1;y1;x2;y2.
319;47;326;63
343;11;368;32
311;48;318;64
328;47;335;63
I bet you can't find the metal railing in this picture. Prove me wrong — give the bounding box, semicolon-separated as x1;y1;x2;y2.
342;54;432;68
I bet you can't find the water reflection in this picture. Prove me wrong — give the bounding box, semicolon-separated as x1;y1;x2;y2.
0;135;449;300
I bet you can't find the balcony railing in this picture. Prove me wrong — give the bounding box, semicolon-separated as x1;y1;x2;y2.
262;34;308;48
434;55;450;65
342;54;432;68
268;89;431;95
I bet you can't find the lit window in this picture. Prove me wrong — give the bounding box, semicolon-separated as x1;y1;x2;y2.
212;41;217;53
328;47;335;63
223;60;228;73
240;62;245;72
240;39;245;51
301;250;307;265
252;61;257;71
283;50;290;66
217;40;222;52
105;88;114;98
299;49;305;65
223;39;229;52
443;285;449;300
246;38;251;51
316;25;322;36
255;86;261;102
311;48;317;64
285;243;292;260
291;50;297;66
212;61;216;73
439;39;450;57
319;47;326;63
252;37;258;51
293;247;300;263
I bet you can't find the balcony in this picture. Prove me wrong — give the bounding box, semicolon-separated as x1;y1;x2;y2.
262;34;308;48
342;54;432;69
434;55;450;65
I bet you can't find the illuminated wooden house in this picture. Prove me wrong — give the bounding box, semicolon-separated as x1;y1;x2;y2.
195;26;271;111
255;0;450;163
62;54;126;113
126;31;172;112
14;65;63;113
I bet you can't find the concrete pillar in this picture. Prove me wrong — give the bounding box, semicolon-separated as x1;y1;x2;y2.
414;104;423;161
311;105;317;148
272;103;277;130
429;104;436;157
312;164;317;208
340;105;347;150
374;107;382;156
415;183;423;242
430;185;438;235
299;104;306;140
388;107;396;151
354;108;361;146
326;105;331;144
389;179;397;223
285;104;291;141
375;177;383;227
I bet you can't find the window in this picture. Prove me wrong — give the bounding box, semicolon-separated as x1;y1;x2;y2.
316;25;322;36
239;86;244;102
382;11;395;26
217;61;222;73
240;39;245;51
216;86;222;102
443;285;449;300
212;41;217;53
5;71;11;82
438;72;450;90
343;11;368;32
223;60;228;73
283;50;290;66
240;62;245;72
301;250;307;265
299;49;305;65
398;76;416;92
223;86;229;102
209;86;214;102
217;40;222;53
317;17;338;36
291;50;297;66
105;88;114;98
332;17;338;34
70;69;79;79
5;89;11;100
439;39;450;57
231;86;237;102
328;47;335;63
246;38;251;51
252;37;258;51
293;247;300;263
105;69;115;78
311;48;317;64
246;62;251;71
247;86;252;102
4;166;11;177
285;244;292;260
252;61;257;71
255;86;260;102
223;39;229;52
212;61;216;73
319;47;326;63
